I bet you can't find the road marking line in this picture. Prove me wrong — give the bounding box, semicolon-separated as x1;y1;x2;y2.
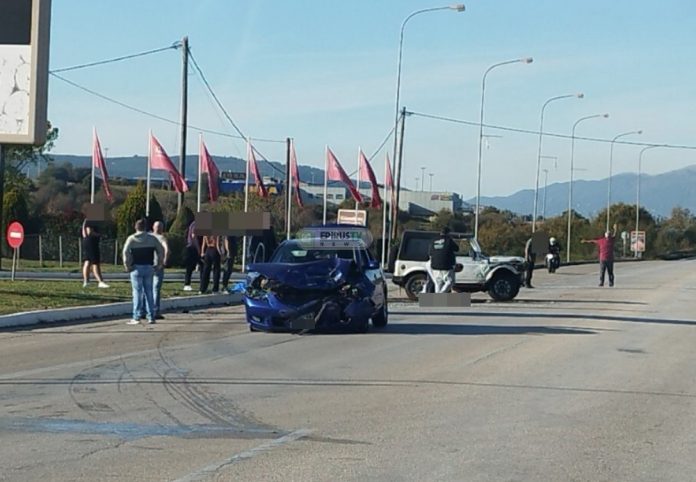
172;428;312;482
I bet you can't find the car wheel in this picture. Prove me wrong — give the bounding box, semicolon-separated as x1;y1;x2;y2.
488;272;519;301
372;295;389;328
352;317;369;333
404;273;428;301
249;324;259;332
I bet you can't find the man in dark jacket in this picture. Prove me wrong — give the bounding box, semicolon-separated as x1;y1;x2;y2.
428;227;459;293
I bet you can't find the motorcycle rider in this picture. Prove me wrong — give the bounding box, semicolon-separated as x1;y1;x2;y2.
547;237;562;271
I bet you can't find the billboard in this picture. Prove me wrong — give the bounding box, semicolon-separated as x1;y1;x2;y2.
0;0;51;145
630;230;646;253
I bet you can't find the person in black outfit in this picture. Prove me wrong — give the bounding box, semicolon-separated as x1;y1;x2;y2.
221;235;238;290
183;220;202;291
524;237;536;288
81;220;109;288
199;235;222;293
428;226;459;293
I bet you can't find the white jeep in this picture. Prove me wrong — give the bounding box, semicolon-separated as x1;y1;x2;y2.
391;230;527;302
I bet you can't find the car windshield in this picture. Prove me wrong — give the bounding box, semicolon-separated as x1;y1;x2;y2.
271;242;366;265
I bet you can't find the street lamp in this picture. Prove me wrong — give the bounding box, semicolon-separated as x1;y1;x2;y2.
429;172;434;191
532;93;583;232
635;145;661;257
475;56;533;240
542;168;549;220
385;3;465;268
606;129;642;232
566;113;609;263
421;166;426;191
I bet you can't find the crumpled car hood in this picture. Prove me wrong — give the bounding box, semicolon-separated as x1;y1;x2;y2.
248;258;355;290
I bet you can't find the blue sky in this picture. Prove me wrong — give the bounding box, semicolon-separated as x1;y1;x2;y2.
48;0;696;197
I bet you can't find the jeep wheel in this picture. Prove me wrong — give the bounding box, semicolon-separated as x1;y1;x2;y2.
488;272;520;301
404;273;428;301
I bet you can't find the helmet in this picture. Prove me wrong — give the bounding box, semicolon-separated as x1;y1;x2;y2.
550;237;557;245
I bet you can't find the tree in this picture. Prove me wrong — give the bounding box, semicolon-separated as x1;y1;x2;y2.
115;182;162;241
3;124;59;191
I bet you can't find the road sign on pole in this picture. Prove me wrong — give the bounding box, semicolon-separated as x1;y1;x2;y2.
6;221;24;281
6;221;24;249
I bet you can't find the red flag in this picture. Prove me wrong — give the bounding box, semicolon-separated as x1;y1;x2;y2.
248;142;268;198
290;140;303;207
199;138;220;202
326;147;362;203
358;150;382;209
149;134;189;193
92;130;113;202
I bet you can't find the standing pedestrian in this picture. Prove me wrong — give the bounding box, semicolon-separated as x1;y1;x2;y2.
524;237;536;288
581;223;618;287
428;226;459;293
81;220;109;289
221;234;238;291
183;220;202;291
200;234;222;294
150;221;169;319
123;218;164;325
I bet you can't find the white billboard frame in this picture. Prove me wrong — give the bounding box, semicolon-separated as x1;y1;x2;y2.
0;0;51;145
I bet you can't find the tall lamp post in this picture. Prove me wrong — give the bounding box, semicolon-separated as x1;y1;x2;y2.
475;56;533;240
635;145;661;257
606;129;642;232
384;3;465;269
566;113;609;263
532;93;583;232
542;168;550;220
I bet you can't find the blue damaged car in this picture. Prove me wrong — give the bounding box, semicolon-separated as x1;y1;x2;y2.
243;236;388;333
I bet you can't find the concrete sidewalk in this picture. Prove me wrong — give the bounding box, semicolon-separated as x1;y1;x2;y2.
0;292;244;329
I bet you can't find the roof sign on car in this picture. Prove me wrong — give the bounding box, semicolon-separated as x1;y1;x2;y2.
296;226;373;249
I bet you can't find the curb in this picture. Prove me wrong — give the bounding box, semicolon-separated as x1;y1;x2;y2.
0;292;244;329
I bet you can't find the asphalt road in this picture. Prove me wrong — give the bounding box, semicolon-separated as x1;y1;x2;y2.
1;260;695;481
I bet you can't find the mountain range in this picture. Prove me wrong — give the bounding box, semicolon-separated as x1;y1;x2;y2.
48;154;695;219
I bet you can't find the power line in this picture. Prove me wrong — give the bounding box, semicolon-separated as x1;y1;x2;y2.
50;43;180;73
407;110;696;151
49;72;284;145
187;48;288;177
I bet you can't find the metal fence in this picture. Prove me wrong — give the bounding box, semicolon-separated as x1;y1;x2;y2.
14;234;122;266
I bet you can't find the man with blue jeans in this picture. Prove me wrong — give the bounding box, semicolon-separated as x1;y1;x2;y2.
139;221;169;320
123;219;164;325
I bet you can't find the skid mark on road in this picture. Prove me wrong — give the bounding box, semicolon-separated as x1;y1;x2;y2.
172;428;312;482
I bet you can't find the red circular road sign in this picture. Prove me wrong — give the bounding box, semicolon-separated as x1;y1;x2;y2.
6;221;25;249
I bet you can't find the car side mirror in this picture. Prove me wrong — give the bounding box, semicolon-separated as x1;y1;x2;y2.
367;260;380;270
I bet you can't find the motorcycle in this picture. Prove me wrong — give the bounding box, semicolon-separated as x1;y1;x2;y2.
545;252;560;273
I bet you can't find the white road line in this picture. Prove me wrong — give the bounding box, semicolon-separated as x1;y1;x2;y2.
172;428;312;482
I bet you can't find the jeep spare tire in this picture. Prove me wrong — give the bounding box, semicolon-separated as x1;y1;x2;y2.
404;273;428;301
488;271;519;301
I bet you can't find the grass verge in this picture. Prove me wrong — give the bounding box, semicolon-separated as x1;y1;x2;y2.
0;280;206;316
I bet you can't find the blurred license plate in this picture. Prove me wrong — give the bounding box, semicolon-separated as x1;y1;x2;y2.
291;313;316;329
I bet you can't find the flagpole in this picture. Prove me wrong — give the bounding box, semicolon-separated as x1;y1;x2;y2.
146;130;152;216
381;154;389;269
286;138;292;240
91;127;96;204
197;133;203;213
323;146;328;225
242;138;251;272
355;147;361;213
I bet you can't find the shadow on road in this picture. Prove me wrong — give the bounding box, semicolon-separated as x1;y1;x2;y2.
376;323;595;335
390;310;696;327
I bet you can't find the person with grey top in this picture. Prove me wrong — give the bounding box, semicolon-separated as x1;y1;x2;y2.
123;218;164;325
140;221;170;320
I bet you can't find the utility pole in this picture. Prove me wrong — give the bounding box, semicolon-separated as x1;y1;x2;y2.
177;36;189;213
392;107;407;240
